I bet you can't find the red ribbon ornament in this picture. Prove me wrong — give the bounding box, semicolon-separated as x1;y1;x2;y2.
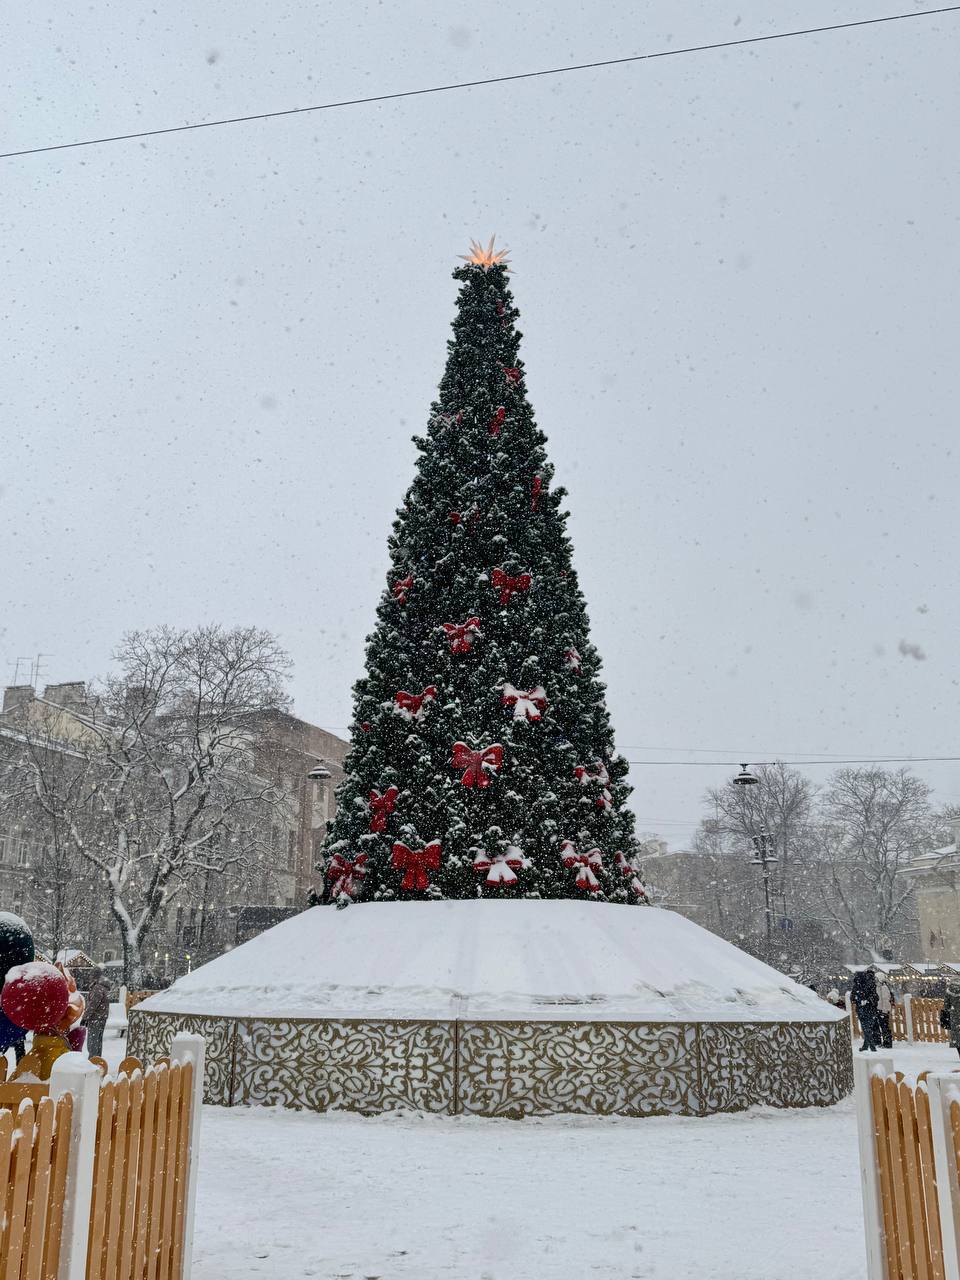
327;852;368;900
368;786;399;833
391;841;441;892
491;568;532;605
503;366;521;384
394;686;437;721
563;647;582;674
473;846;528;887
501;683;547;722
392;575;414;604
442;618;482;654
560;841;604;893
531;475;543;511
575;762;614;810
452;741;504;788
614;850;635;877
488;406;506;437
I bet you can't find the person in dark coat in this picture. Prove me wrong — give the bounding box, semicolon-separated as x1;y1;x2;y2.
876;977;897;1049
83;969;111;1057
943;981;960;1058
850;966;881;1052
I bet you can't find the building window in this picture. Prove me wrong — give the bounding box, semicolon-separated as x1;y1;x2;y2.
15;837;30;867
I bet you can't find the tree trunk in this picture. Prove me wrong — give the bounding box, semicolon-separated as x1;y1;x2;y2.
110;897;147;988
120;931;146;989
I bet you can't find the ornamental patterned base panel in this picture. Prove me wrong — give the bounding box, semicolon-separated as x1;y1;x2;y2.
233;1019;456;1112
128;1010;851;1117
456;1020;700;1117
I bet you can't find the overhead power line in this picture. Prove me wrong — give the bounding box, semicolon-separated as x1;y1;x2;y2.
625;755;960;767
2;6;958;161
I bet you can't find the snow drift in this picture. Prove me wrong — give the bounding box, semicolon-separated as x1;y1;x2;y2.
141;901;843;1023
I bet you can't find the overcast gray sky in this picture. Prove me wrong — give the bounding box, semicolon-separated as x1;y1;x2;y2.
2;0;959;849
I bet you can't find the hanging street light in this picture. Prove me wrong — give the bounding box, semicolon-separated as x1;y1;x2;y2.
731;763;774;945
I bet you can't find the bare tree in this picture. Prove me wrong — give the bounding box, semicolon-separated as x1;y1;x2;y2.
815;767;930;957
705;762;818;930
7;626;292;985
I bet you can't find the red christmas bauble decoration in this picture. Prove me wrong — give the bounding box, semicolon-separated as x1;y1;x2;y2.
2;961;70;1033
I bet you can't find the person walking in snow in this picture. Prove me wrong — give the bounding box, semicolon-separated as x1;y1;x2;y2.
850;966;881;1052
83;969;111;1057
876;977;897;1048
942;980;960;1058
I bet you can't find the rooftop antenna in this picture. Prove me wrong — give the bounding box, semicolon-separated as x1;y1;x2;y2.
32;653;52;689
11;657;33;686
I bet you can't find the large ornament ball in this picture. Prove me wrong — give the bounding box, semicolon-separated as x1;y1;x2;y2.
1;961;70;1033
0;911;35;977
0;1009;26;1052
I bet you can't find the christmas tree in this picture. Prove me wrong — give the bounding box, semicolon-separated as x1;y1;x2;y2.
322;239;647;905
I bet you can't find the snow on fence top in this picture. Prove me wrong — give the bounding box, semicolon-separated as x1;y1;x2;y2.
139;900;843;1022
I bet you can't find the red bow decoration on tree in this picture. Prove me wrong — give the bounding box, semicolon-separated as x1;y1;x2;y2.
491;568;532;605
501;683;547;722
503;366;521;384
488;406;506;437
614;851;649;900
452;741;503;787
531;475;543;511
392;575;414;604
368;786;399;833
575;762;613;810
327;852;368;900
473;845;529;887
394;686;437;721
560;841;603;893
563;647;582;674
442;618;481;654
391;841;441;892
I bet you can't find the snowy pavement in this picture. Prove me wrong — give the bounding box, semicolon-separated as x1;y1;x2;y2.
13;1024;957;1278
185;1040;960;1280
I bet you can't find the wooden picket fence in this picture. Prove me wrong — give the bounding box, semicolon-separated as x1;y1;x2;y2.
0;1035;204;1280
850;996;951;1046
855;1054;960;1279
0;1092;74;1280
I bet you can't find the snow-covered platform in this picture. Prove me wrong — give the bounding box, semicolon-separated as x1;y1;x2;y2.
128;901;851;1117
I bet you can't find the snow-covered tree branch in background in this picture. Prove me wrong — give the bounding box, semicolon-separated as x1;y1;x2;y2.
2;625;293;985
814;767;932;957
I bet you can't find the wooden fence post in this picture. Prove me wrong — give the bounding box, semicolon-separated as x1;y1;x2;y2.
924;1072;960;1280
854;1051;894;1280
48;1052;100;1280
171;1032;205;1280
903;993;915;1044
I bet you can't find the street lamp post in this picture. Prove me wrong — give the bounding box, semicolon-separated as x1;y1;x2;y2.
732;763;779;946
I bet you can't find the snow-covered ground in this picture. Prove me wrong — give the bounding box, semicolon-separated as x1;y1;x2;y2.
9;1019;958;1277
185;1040;960;1280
